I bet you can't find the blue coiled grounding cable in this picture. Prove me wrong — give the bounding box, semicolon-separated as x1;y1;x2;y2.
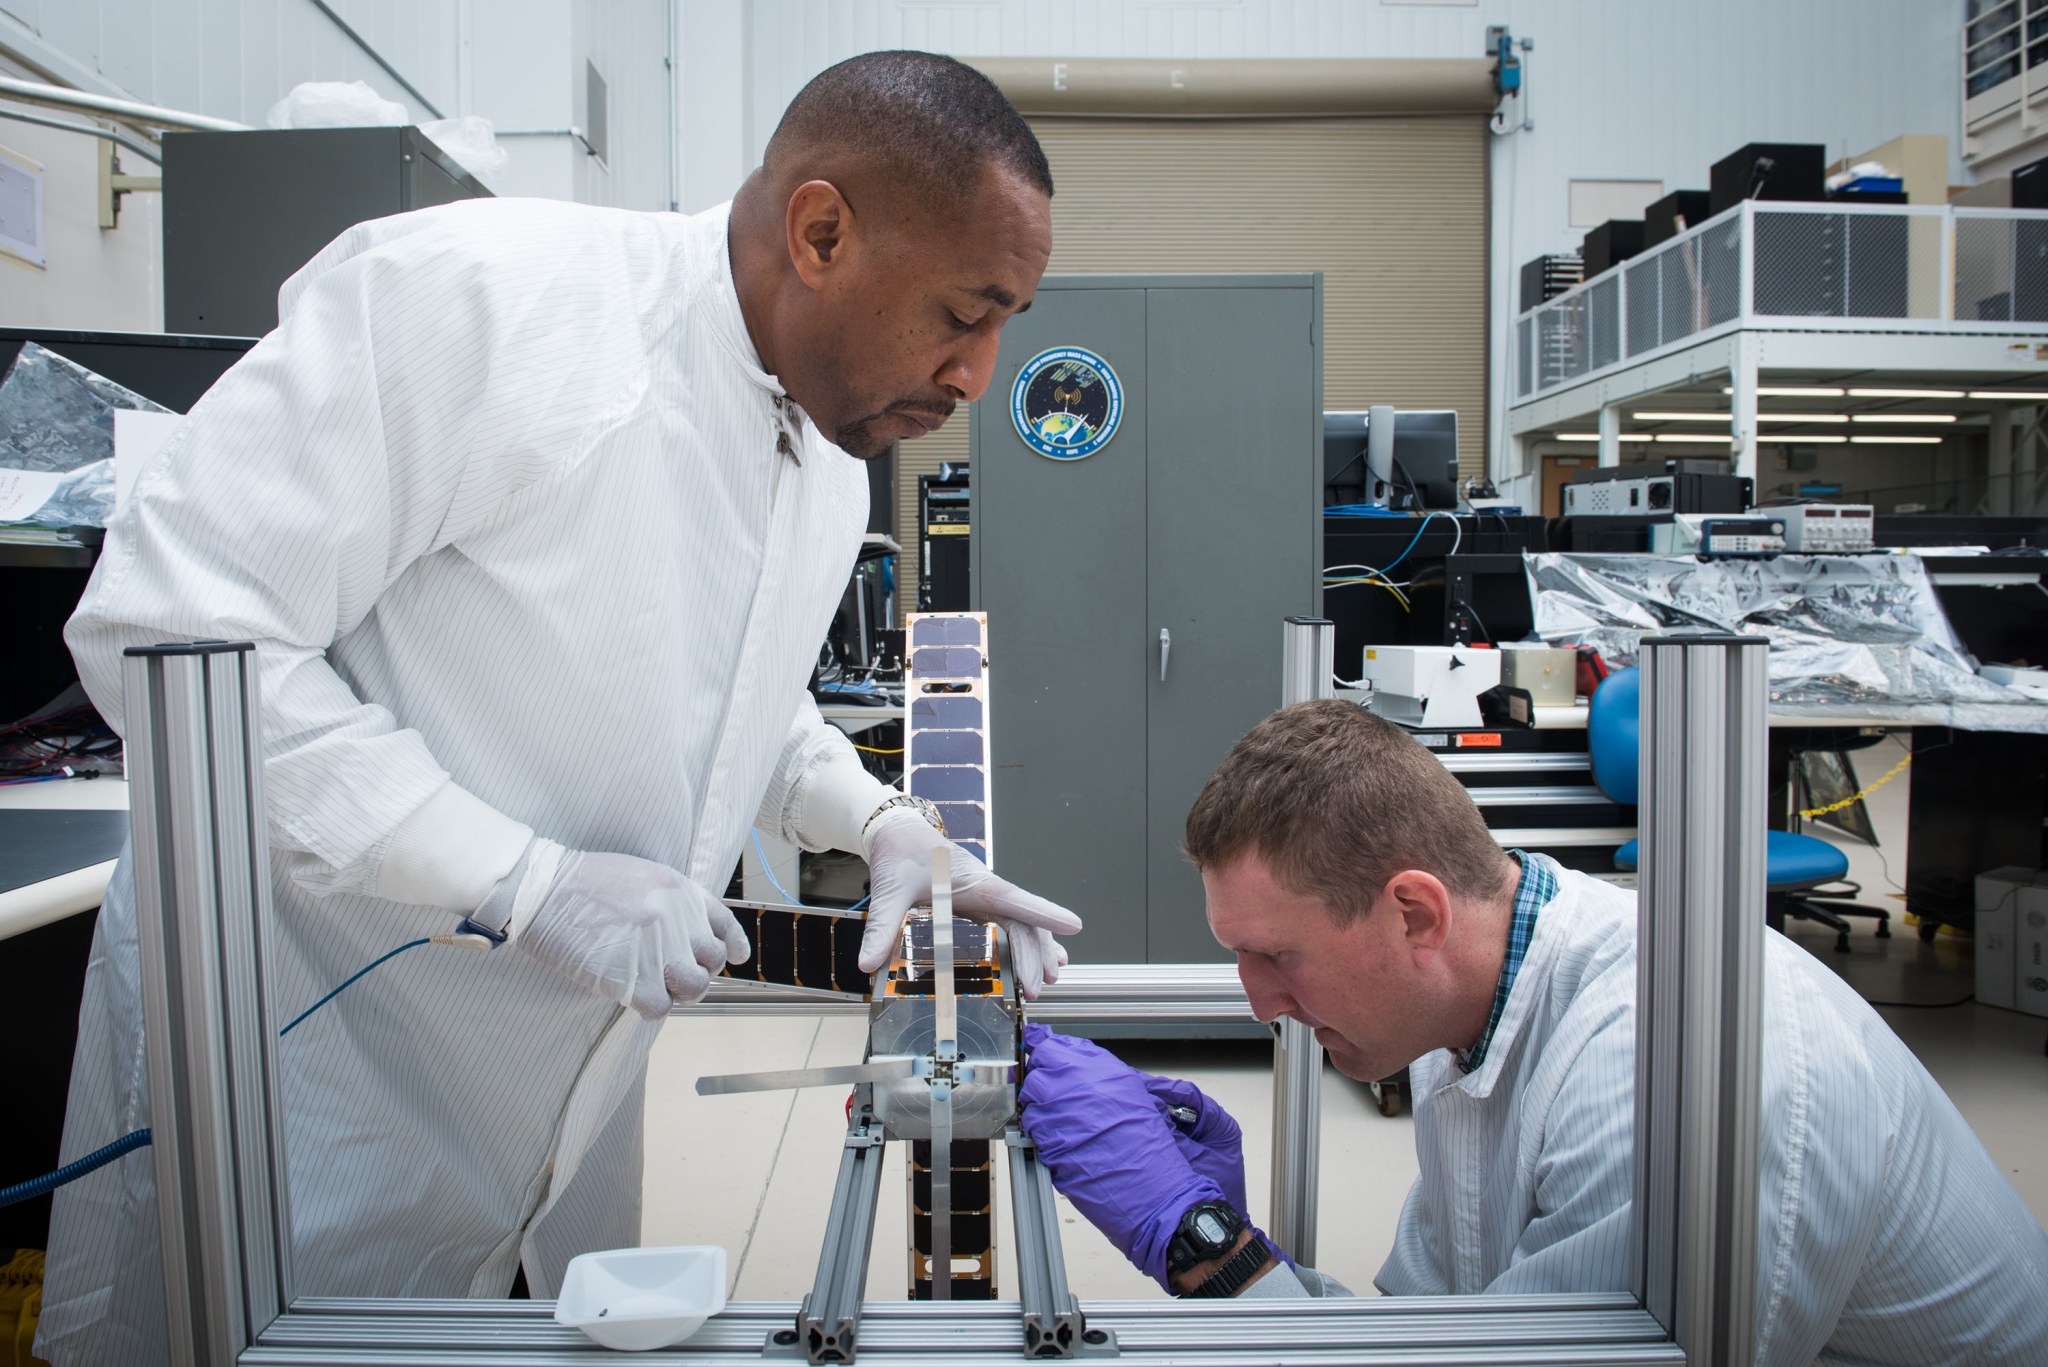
0;1127;153;1209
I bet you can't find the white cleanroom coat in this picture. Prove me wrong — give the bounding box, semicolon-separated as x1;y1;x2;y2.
40;197;886;1365
1254;861;2048;1363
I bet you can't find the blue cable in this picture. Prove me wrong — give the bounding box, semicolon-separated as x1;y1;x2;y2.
278;938;435;1037
11;854;872;1207
0;1128;152;1209
751;828;805;905
750;829;874;914
1375;510;1454;576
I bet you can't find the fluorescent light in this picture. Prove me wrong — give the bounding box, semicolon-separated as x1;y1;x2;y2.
1555;433;1654;442
1722;385;1846;397
1846;387;1965;399
1850;435;1942;444
1968;390;2048;400
1653;433;1735;443
1759;434;1848;444
1634;410;1731;421
1758;413;1850;423
1851;413;1956;423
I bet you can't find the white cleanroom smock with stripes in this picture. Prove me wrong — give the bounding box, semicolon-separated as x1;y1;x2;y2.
1253;863;2048;1365
40;196;882;1366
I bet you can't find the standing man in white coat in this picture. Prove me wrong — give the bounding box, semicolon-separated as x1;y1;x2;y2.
1019;702;2048;1364
40;50;1079;1366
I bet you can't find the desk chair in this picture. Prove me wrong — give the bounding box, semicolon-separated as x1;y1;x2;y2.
1588;668;1890;952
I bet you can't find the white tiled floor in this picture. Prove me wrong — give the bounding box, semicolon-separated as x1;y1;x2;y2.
644;733;2048;1301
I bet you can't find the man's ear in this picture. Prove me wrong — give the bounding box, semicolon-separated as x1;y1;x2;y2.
1383;870;1454;957
787;180;856;290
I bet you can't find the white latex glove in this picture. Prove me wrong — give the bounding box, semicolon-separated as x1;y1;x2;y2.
497;839;751;1019
861;811;1082;1000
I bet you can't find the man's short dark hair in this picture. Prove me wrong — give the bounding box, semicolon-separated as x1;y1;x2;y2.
764;50;1052;213
1185;700;1511;925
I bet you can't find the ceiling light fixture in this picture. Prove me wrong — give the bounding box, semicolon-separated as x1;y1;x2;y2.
1967;390;2048;401
1554;433;1654;442
1722;386;1846;397
1652;433;1735;444
1846;388;1966;399
1757;413;1850;423
1849;435;1942;444
1634;411;1731;422
1851;413;1957;423
1758;434;1848;444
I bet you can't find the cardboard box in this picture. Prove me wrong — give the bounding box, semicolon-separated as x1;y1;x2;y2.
2017;883;2048;1019
1974;866;2036;1011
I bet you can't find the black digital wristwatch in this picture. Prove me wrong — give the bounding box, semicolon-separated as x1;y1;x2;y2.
1167;1200;1268;1297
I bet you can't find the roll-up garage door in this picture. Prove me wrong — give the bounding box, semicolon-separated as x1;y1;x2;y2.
896;110;1488;617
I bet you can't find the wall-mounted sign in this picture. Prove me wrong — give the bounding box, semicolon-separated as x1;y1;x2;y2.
1010;345;1122;461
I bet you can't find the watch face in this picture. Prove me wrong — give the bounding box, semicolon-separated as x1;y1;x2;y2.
1194;1211;1229;1245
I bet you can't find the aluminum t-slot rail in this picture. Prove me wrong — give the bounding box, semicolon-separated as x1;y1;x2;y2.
799;1105;888;1364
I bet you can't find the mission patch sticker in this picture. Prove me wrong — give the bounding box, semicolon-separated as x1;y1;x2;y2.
1010;345;1122;461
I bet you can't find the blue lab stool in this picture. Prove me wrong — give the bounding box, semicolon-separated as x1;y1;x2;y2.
1588;667;1887;952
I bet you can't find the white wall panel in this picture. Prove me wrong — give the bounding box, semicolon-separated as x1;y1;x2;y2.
0;118;162;331
2;0;459;122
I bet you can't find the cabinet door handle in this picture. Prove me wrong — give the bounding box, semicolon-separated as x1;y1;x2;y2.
1159;628;1172;682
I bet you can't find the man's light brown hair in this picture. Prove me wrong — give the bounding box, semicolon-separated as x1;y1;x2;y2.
1184;700;1512;924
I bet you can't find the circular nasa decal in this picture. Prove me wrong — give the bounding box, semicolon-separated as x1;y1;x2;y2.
1010;346;1123;461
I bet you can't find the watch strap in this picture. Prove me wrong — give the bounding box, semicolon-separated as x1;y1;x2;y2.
862;793;948;839
1179;1235;1274;1300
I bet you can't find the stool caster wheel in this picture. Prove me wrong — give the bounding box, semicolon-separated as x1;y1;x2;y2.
1918;918;1940;943
1834;933;1851;953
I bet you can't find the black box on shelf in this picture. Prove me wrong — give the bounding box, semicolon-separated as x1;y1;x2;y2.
1642;189;1713;247
1710;142;1826;213
1519;252;1583;311
1582;219;1645;278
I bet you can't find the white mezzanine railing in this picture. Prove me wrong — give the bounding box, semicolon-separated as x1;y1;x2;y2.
1512;201;2048;405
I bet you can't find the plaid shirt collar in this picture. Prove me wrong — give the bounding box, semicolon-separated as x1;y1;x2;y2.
1457;851;1557;1074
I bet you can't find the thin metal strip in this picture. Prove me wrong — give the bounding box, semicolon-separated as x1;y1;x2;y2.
929;849;956;1303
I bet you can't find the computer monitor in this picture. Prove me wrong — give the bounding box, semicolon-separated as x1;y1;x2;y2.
1323;408;1460;510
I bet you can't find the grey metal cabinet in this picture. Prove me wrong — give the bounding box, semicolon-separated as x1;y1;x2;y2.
162;127;492;338
971;275;1322;963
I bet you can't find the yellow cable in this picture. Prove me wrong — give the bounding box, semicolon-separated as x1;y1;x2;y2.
851;742;904;755
1322;576;1411;609
1796;753;1910;820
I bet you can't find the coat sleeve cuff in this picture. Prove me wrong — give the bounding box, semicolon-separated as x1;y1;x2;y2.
372;780;534;911
791;745;897;856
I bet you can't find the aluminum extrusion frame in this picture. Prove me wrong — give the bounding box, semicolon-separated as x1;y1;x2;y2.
126;629;1769;1365
1269;616;1335;1266
123;642;291;1367
1630;634;1766;1360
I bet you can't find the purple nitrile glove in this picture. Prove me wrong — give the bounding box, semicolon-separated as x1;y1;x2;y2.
1137;1072;1294;1271
1137;1073;1247;1215
1019;1023;1224;1290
